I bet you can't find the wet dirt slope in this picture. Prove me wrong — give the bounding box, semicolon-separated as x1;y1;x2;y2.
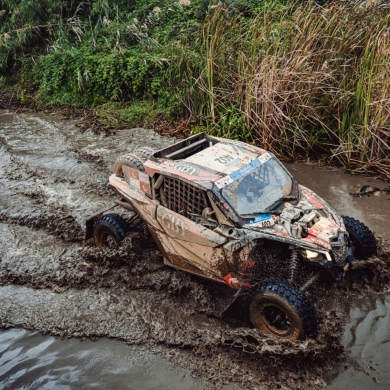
1;110;390;390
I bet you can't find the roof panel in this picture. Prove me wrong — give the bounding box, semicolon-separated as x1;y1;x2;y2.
184;142;257;175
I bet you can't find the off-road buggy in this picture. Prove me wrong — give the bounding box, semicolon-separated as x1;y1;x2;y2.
86;133;377;340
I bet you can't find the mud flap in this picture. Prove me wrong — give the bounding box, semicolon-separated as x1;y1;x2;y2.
221;287;246;316
220;287;251;326
84;205;117;241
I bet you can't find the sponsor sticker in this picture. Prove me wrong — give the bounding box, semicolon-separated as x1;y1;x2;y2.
245;213;275;228
215;175;234;189
230;158;260;181
258;153;272;164
252;213;272;223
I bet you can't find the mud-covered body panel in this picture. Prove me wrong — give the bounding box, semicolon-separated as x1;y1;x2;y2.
109;133;353;287
156;206;226;247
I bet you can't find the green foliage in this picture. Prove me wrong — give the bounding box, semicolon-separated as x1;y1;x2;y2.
2;0;390;176
22;45;168;106
208;106;251;140
224;0;293;16
96;101;159;127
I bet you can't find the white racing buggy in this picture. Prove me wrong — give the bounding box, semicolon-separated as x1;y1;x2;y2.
86;133;377;340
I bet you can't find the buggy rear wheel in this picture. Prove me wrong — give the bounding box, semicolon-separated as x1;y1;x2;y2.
93;213;128;249
249;279;317;340
133;147;155;162
113;153;145;176
342;216;377;260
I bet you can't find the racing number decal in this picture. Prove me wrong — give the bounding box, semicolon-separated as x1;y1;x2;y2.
257;220;273;228
215;155;234;165
162;213;187;236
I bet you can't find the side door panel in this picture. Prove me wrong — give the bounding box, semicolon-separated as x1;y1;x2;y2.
156;205;229;279
156;207;226;247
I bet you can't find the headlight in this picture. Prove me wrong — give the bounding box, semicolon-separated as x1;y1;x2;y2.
303;250;324;261
302;249;333;262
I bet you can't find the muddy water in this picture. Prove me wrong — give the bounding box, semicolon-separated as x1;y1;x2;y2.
0;328;201;389
1;110;390;389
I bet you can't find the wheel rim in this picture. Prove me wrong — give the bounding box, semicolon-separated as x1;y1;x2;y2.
259;303;293;337
101;232;119;249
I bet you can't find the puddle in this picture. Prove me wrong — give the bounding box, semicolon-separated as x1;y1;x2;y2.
0;328;205;390
327;295;390;389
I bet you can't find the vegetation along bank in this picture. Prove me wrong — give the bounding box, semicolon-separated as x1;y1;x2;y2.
1;0;390;178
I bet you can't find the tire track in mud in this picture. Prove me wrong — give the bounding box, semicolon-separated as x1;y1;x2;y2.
0;282;338;389
1;110;390;389
0;134;110;240
0;111;172;238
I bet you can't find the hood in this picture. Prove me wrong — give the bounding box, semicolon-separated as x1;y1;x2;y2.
244;185;345;251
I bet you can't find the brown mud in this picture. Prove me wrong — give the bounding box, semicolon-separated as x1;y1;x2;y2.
1;110;390;389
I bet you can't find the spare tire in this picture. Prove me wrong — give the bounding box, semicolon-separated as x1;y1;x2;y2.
249;279;318;340
342;216;377;260
113;153;145;176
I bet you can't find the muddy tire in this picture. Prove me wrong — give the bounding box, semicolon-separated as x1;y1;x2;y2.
342;216;377;260
133;147;155;162
93;213;128;249
113;153;145;176
249;279;318;340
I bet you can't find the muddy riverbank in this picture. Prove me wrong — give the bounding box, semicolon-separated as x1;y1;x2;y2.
1;110;390;389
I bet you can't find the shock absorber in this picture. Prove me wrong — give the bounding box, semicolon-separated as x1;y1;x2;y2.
288;247;300;284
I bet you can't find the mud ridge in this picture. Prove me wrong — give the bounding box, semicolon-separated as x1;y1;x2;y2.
3;229;386;366
1;194;389;390
0;211;84;242
1;235;388;389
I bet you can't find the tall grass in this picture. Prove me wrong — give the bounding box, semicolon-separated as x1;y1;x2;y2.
168;1;390;177
2;0;390;177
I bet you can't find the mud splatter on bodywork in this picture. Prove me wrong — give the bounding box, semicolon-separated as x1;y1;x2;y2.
110;134;354;289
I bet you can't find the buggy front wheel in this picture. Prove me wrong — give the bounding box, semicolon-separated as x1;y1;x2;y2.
249;279;318;340
342;216;377;260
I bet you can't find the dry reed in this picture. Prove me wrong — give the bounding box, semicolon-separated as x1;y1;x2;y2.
168;1;390;179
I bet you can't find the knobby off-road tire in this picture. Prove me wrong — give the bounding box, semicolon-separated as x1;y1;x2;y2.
113;153;145;176
249;279;318;340
93;213;128;249
132;147;155;162
342;216;377;260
